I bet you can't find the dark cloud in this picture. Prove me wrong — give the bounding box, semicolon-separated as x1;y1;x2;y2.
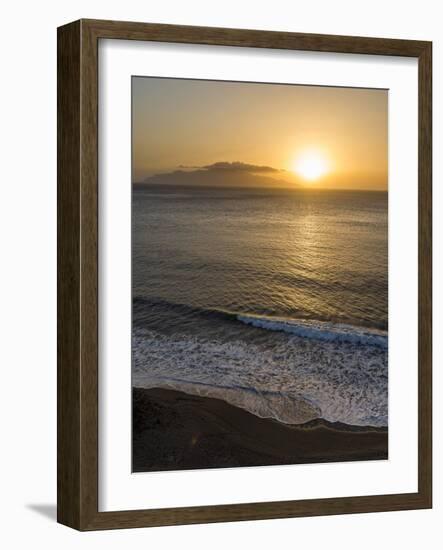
142;160;296;189
202;161;280;173
178;161;281;173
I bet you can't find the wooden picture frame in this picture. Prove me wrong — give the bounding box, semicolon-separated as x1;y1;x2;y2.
57;18;432;530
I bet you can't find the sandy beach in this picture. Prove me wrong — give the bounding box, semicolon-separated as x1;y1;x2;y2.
133;387;388;472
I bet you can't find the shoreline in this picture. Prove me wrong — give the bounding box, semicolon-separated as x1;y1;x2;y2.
133;387;388;472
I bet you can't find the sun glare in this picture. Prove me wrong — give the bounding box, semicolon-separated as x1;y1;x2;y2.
293;150;329;182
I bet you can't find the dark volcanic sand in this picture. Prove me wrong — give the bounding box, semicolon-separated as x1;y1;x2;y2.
132;387;388;472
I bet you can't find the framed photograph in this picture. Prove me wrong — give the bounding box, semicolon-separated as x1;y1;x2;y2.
57;19;432;530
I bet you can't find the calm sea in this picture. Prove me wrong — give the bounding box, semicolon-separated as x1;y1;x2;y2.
132;184;388;428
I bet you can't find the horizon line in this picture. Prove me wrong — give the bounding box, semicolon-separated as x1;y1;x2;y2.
133;181;388;193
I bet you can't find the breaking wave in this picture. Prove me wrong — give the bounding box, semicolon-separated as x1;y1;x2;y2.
132;321;388;427
237;314;387;349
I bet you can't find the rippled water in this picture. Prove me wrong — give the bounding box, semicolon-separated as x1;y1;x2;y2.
132;184;388;427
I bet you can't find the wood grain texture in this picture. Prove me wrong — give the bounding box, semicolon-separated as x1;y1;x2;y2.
57;19;432;531
57;20;81;529
83;18;428;56
417;42;432;506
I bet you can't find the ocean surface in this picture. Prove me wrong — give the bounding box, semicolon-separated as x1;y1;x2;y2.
132;184;388;428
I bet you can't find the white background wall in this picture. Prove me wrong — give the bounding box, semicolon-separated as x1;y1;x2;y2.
0;0;441;547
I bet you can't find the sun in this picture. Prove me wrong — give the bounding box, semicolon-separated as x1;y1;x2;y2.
293;150;330;182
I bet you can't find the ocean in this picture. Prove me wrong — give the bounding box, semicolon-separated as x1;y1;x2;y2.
132;184;388;428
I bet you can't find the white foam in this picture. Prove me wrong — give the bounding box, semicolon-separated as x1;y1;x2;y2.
135;377;320;425
237;315;388;349
132;328;388;427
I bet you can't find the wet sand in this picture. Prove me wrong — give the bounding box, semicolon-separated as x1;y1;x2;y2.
133;387;388;472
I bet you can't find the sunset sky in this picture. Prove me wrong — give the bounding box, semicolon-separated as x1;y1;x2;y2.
132;77;388;191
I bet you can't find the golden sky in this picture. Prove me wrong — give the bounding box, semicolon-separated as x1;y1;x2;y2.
132;77;388;190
